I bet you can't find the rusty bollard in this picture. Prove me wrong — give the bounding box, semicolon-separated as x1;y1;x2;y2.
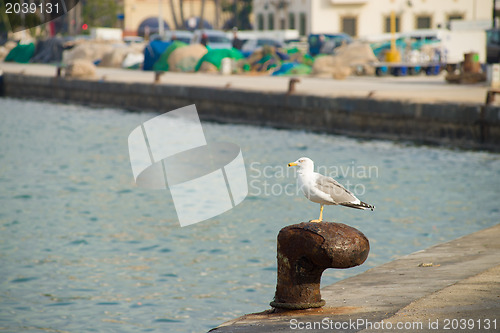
287;77;300;95
154;71;164;83
270;222;369;310
56;66;63;78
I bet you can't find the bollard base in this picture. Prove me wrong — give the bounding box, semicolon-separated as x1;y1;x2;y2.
270;299;325;310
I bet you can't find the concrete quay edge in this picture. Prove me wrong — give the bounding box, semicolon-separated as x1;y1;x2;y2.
1;68;500;151
210;223;500;332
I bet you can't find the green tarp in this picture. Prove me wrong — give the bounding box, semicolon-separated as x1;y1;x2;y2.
153;40;188;71
194;48;244;72
5;43;35;63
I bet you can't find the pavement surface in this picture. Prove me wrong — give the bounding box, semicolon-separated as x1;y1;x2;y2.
0;62;494;105
211;224;500;333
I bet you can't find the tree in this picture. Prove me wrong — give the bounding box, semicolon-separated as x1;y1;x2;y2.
0;0;41;33
179;0;185;28
221;0;252;30
198;0;205;29
168;0;186;29
168;0;179;29
82;0;121;28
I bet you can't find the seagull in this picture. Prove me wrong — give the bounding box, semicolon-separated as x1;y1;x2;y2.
288;157;374;222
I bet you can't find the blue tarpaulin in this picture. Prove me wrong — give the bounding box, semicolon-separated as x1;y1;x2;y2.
271;62;312;76
143;40;172;71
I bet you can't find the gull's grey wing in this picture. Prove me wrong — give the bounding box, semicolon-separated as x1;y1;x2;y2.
315;174;358;204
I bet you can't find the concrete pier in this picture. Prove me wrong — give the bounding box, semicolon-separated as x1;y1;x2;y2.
1;63;500;151
211;224;500;332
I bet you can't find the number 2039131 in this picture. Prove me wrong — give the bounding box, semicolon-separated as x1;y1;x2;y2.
6;1;59;15
443;318;496;330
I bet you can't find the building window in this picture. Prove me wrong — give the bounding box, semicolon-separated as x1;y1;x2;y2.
289;12;295;30
416;15;432;29
268;12;274;30
342;17;357;37
258;13;264;30
448;14;463;21
384;15;401;33
299;12;306;36
280;17;286;29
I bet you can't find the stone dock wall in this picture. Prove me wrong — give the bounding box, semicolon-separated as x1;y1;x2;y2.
2;73;499;151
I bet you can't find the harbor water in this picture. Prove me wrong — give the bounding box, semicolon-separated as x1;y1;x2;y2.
0;98;499;332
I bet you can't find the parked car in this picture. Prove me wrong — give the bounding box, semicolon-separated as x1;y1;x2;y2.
487;28;500;64
241;38;284;52
308;33;352;56
191;30;232;49
149;30;194;44
123;36;144;44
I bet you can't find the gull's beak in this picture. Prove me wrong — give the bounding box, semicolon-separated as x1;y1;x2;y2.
288;162;298;167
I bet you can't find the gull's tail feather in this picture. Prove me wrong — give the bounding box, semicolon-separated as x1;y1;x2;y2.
340;201;375;211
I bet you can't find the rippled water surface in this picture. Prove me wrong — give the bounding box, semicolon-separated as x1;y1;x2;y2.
0;98;499;332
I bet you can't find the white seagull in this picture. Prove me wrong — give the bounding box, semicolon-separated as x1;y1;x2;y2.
288;157;374;222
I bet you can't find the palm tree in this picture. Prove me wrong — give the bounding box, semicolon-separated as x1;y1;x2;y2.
168;0;179;29
179;0;185;28
168;0;185;29
198;0;206;29
214;0;220;28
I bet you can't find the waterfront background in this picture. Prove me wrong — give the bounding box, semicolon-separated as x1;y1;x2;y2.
0;98;499;332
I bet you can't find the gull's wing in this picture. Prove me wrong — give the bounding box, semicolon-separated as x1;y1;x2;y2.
315;174;375;210
314;173;358;204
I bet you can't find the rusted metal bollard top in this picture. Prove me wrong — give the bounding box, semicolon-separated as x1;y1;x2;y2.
271;222;369;310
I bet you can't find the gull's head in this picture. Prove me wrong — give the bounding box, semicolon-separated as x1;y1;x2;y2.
288;157;314;172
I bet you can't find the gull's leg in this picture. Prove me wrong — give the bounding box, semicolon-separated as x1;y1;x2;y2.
310;204;324;223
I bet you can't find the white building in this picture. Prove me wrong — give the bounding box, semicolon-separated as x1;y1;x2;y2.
253;0;495;37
